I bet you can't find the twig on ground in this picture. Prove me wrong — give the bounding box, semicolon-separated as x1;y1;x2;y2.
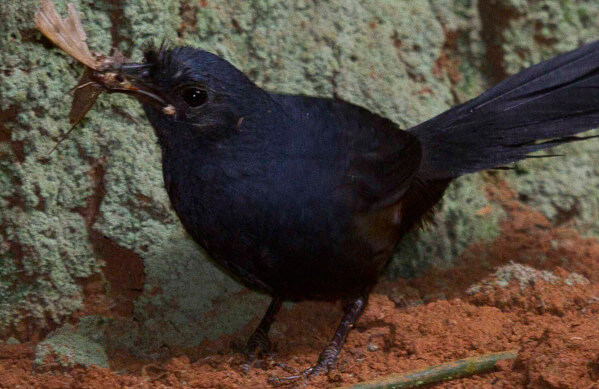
338;350;518;389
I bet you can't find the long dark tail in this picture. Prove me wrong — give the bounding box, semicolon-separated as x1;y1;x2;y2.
408;40;599;181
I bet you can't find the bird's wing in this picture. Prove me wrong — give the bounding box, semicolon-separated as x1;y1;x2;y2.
269;94;422;212
332;100;423;211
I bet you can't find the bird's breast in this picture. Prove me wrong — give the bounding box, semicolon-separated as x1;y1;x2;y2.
159;146;376;298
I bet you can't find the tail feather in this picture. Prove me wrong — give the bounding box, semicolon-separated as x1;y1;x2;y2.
409;40;599;180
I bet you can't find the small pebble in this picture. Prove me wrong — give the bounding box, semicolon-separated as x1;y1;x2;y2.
6;337;20;345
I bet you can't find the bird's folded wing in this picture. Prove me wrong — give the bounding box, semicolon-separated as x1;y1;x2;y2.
337;105;422;211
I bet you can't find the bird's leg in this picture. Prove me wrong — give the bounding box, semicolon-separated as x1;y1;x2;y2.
270;295;367;383
304;296;367;375
241;296;282;373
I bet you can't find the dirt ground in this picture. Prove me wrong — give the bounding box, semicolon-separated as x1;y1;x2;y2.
2;177;599;389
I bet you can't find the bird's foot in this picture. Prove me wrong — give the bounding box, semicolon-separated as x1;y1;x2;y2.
267;344;338;385
267;296;367;386
241;328;272;373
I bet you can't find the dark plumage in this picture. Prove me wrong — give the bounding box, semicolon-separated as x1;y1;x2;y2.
100;41;599;378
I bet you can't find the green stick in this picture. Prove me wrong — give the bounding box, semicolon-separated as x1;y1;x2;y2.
338;350;518;389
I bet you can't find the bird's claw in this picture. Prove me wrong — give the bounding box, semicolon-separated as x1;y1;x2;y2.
267;355;336;385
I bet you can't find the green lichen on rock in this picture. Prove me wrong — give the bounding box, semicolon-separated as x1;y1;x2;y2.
479;0;599;76
1;0;101;333
34;323;108;368
466;262;589;305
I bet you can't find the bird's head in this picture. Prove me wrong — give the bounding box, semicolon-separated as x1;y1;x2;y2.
99;44;270;145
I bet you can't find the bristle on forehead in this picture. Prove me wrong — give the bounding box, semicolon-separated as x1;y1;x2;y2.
143;40;172;68
142;41;194;82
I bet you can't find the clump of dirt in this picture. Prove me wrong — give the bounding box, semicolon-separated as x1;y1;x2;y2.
2;176;599;389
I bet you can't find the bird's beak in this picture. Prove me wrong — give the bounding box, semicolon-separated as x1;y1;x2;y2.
92;62;176;115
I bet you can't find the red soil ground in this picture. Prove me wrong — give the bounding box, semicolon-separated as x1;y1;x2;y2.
2;177;599;389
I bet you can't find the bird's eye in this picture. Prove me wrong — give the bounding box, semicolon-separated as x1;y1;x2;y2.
181;87;208;107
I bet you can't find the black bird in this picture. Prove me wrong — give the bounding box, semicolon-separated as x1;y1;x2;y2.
95;41;599;377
